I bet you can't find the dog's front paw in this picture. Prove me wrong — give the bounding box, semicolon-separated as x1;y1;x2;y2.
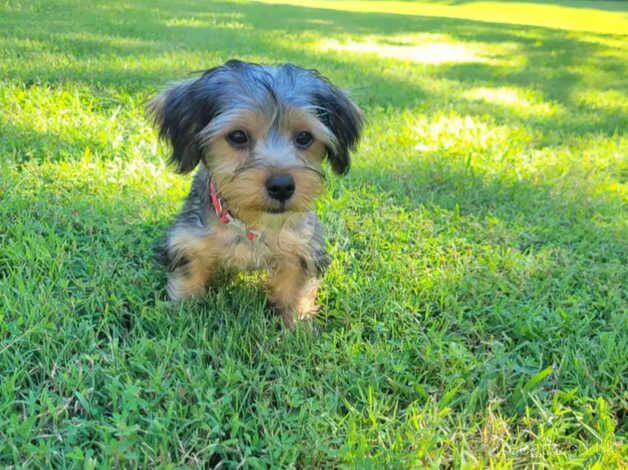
268;277;320;329
166;270;208;301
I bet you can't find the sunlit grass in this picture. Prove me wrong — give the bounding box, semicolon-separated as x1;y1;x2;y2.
463;86;565;117
258;0;628;34
0;0;627;467
164;16;247;29
320;37;491;64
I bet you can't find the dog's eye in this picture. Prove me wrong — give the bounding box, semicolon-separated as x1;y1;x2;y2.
226;130;249;148
295;131;314;149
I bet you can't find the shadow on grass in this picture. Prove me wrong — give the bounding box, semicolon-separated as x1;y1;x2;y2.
2;0;626;320
2;0;624;256
353;157;625;251
3;0;625;324
338;157;626;411
0;166;277;343
2;0;625;133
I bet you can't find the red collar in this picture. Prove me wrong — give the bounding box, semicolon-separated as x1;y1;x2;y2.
209;179;260;240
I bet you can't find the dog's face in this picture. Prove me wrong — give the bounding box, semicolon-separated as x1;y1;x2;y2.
149;60;363;224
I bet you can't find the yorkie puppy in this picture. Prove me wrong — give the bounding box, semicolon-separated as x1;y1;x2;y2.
149;60;363;328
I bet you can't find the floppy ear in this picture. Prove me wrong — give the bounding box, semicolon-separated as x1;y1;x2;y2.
312;80;364;175
147;71;220;173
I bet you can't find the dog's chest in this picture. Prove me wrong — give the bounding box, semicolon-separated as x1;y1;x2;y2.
212;224;310;272
221;233;272;271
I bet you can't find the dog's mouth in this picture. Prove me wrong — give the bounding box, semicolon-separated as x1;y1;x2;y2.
266;202;287;214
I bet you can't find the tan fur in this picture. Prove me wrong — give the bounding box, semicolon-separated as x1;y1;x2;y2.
267;261;319;329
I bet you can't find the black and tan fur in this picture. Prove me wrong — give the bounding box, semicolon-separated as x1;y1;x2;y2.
149;60;363;328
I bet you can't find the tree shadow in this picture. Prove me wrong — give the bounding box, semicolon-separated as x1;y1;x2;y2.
2;0;625;286
3;0;624;285
337;155;626;406
352;157;625;248
3;0;624;134
2;0;624;233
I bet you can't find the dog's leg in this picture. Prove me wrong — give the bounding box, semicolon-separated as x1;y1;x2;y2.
165;229;217;300
167;258;214;300
267;257;320;328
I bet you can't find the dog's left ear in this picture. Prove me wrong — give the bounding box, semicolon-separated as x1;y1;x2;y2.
147;71;220;173
312;79;364;175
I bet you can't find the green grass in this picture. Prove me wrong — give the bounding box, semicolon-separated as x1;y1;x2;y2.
1;0;627;467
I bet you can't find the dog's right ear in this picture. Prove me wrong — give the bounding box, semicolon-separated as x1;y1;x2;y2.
147;71;220;173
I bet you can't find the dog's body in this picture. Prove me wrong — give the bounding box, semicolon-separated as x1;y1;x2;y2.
161;165;330;327
149;60;363;327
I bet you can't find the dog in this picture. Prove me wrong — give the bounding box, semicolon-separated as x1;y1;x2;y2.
148;60;363;328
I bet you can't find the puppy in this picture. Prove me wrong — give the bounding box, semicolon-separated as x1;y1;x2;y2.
149;60;363;328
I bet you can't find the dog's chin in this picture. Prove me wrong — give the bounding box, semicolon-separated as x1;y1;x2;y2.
264;201;295;215
259;202;312;225
264;203;310;215
266;207;286;214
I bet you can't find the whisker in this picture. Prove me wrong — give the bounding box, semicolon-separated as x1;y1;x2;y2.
233;159;264;175
302;166;326;180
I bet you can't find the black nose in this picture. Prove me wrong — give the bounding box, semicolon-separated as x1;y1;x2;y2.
265;174;295;202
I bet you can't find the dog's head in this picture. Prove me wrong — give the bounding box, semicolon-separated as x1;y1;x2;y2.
148;60;363;224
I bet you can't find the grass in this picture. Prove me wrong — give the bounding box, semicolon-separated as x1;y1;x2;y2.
0;0;626;467
255;0;628;34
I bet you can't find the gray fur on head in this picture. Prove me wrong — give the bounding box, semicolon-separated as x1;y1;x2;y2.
148;59;364;175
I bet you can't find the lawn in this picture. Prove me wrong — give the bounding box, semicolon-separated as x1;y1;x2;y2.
0;0;626;467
